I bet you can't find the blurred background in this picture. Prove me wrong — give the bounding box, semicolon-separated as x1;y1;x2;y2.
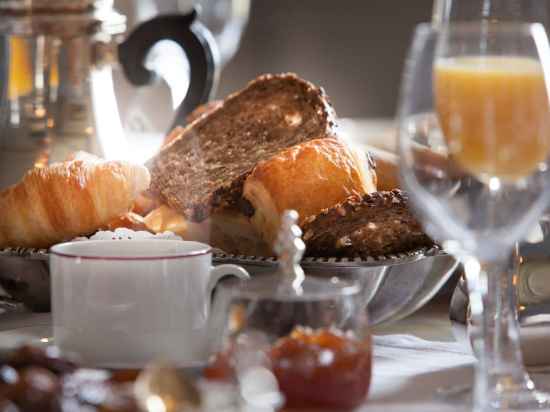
118;0;434;118
219;0;433;117
0;0;433;189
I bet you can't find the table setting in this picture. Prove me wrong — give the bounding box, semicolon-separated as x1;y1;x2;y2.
5;0;550;411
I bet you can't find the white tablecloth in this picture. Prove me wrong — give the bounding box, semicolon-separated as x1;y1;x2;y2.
0;312;478;411
364;334;475;412
5;311;550;411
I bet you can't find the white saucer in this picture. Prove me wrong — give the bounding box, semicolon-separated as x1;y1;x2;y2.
0;325;53;352
0;311;52;353
0;312;208;370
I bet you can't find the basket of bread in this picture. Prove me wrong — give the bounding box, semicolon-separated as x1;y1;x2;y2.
0;73;458;324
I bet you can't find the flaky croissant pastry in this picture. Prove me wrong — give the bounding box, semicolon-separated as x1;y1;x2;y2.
0;159;150;249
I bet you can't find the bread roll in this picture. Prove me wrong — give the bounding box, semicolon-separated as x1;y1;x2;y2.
133;191;162;216
365;146;400;191
144;205;190;238
243;138;377;247
0;160;150;248
105;212;149;232
208;209;271;256
365;141;463;190
144;204;271;256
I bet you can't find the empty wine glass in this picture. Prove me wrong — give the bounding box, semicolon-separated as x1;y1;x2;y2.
398;22;550;410
432;0;550;27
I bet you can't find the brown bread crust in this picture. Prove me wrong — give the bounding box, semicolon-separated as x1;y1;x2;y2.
147;73;337;222
302;190;433;258
186;100;223;124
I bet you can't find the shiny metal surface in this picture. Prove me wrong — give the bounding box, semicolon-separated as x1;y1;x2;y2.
0;248;50;312
0;11;127;190
0;246;458;326
209;246;458;326
0;0;112;13
0;7;217;190
272;209;306;289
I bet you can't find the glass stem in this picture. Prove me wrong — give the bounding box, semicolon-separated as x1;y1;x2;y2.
463;245;532;410
484;246;528;386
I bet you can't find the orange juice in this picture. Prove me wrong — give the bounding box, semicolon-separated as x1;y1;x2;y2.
8;37;33;100
435;56;550;181
50;58;59;89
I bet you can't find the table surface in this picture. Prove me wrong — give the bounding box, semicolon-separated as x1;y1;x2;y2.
4;120;550;410
367;301;474;410
373;299;454;341
0;299;476;412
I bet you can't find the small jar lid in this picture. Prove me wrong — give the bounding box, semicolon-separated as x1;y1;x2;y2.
218;273;360;302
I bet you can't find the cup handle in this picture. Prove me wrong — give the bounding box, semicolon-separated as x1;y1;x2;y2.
205;264;249;356
207;264;250;298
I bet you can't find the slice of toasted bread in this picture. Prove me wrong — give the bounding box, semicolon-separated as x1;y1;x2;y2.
302;190;433;258
147;73;336;222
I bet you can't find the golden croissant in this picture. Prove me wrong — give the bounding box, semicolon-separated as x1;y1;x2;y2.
0;159;150;249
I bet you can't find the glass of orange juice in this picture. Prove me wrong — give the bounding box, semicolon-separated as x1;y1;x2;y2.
398;22;550;410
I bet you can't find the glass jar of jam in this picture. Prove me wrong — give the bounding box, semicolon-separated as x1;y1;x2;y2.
205;325;372;410
270;326;371;410
205;211;372;410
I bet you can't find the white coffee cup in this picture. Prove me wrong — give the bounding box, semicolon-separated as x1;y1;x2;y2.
50;240;249;368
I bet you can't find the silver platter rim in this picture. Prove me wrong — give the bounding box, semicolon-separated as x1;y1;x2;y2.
0;245;445;268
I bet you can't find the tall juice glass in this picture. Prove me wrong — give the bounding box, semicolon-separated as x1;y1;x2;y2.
399;22;550;411
431;2;550;407
432;0;550;26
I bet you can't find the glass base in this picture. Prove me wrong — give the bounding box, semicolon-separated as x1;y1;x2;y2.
437;380;550;411
481;386;550;411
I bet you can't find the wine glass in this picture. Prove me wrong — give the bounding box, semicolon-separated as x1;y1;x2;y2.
398;22;550;410
432;0;550;27
432;0;550;331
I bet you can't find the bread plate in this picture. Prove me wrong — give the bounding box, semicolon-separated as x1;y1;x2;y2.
0;245;458;325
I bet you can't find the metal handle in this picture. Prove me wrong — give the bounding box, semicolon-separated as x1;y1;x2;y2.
117;8;218;130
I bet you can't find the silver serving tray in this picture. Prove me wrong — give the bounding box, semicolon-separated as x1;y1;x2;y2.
0;246;458;326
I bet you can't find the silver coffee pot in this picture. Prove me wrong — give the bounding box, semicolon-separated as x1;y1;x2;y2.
0;0;219;189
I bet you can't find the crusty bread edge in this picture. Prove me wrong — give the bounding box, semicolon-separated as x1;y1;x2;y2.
146;73;339;221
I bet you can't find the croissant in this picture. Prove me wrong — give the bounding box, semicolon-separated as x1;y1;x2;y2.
0;159;150;249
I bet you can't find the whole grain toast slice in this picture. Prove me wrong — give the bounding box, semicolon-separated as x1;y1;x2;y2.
302;190;434;258
147;73;337;222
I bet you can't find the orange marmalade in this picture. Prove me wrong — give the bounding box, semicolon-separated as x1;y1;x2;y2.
204;327;372;410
